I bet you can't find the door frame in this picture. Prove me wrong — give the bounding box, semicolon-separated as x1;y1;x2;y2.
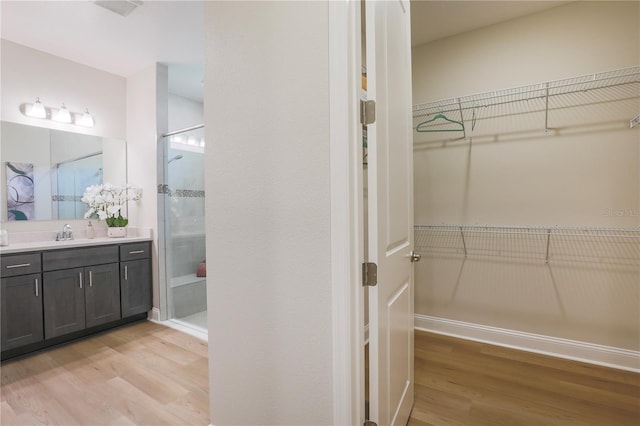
328;1;366;425
329;1;415;423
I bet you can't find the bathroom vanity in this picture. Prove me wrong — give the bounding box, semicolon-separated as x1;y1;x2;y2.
0;237;152;360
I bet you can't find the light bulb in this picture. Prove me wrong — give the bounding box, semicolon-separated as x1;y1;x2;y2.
78;109;95;127
27;98;47;118
54;103;72;123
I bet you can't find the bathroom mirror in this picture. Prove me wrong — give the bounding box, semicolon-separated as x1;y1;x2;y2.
0;121;127;221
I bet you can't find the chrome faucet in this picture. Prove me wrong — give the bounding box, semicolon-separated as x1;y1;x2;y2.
57;224;74;241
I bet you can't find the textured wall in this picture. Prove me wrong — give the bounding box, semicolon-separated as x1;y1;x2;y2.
204;1;335;424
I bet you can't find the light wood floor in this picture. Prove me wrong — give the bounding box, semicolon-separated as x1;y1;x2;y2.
1;321;209;426
2;323;638;425
409;330;640;426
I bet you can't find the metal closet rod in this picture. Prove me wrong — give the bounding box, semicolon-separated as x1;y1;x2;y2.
415;224;640;264
415;224;640;237
412;65;640;117
162;124;204;138
415;79;638;116
418;230;640;240
412;83;638;123
413;77;640;120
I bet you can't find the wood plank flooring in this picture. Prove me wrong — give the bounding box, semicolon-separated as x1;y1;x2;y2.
2;323;638;425
1;321;209;426
409;330;640;426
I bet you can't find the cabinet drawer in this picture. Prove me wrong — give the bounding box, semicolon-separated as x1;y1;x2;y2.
43;245;119;271
1;253;41;278
120;242;151;261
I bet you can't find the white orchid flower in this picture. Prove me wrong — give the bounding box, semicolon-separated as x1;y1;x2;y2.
82;182;142;223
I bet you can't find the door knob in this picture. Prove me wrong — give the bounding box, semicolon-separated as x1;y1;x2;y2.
409;251;421;263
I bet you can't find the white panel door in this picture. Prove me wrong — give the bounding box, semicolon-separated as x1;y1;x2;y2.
366;0;414;425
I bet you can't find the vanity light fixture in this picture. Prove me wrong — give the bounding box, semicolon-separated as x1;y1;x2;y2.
21;99;95;128
54;103;72;123
78;109;95;127
26;97;47;119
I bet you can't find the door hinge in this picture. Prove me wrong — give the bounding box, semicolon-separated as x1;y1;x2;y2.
360;100;376;125
362;262;378;287
364;421;378;426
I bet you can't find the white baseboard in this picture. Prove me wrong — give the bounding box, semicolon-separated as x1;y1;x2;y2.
414;314;640;373
148;308;208;342
161;319;208;341
148;307;161;322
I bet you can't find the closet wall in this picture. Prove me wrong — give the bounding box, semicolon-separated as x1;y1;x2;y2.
411;1;639;362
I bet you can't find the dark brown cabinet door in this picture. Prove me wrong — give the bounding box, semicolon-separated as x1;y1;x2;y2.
43;268;85;339
85;263;121;328
1;273;43;350
44;263;122;337
120;259;151;317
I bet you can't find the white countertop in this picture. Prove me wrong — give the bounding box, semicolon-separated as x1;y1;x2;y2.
0;228;153;254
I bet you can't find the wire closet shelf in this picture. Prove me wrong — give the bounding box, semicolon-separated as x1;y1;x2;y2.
412;66;640;135
414;224;640;267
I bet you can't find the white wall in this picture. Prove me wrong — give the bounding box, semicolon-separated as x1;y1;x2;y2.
413;1;639;227
1;40;126;139
168;93;203;131
49;131;101;165
0;39;127;232
204;1;339;423
412;1;640;105
126;64;166;311
102;137;127;187
412;1;640;358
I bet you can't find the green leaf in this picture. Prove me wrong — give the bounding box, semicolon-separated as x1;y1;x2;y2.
107;214;128;228
8;209;28;220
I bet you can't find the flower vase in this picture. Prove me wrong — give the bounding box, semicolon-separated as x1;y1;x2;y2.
107;227;127;238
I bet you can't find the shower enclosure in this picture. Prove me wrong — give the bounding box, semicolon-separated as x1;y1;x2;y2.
54;153;102;219
160;125;207;332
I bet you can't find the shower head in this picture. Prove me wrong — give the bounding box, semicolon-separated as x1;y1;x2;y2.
168;154;183;164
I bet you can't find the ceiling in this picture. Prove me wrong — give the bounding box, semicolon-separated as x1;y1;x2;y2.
1;1;569;102
0;0;205;101
411;1;570;47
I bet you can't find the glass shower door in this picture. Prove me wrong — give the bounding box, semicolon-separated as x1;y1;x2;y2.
161;125;207;332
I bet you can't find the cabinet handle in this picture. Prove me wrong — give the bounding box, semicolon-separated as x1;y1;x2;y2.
79;272;83;289
35;278;39;297
129;250;145;255
89;270;93;287
124;265;128;280
6;263;30;269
